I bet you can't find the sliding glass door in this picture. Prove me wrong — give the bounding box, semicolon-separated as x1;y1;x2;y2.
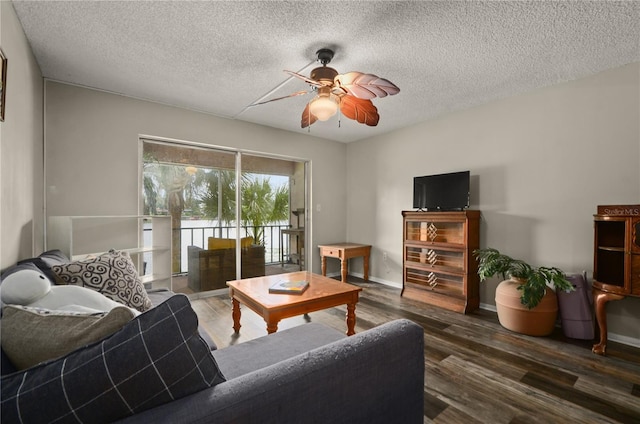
141;138;307;295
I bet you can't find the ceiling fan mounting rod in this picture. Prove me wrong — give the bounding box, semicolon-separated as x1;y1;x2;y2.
316;48;334;66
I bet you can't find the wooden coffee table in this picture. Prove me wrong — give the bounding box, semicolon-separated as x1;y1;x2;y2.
226;271;362;336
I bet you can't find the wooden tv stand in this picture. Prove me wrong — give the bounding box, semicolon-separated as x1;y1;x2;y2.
401;210;480;314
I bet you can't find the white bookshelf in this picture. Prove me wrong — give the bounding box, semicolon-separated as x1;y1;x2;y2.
47;215;172;290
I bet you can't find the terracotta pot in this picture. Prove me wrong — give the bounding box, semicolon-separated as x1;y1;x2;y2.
495;277;558;336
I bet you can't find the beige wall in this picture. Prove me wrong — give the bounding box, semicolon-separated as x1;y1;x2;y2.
346;63;640;346
0;1;44;270
4;0;639;346
43;81;348;275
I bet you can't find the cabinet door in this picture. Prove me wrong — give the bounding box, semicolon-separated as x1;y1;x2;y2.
631;254;640;296
404;267;465;297
405;220;464;245
405;245;465;273
630;217;640;296
632;217;640;253
593;218;629;294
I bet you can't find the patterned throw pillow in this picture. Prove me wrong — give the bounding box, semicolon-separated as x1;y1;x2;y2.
52;250;152;312
1;305;135;370
1;294;225;423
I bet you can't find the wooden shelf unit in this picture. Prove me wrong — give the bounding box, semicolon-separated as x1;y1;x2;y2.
592;205;640;355
47;215;172;290
402;210;480;314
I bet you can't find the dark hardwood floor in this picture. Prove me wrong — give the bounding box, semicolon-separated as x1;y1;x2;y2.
190;276;640;424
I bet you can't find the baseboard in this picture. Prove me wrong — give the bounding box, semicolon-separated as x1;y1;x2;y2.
608;332;640;349
478;303;640;349
348;272;402;289
479;302;497;312
188;287;227;300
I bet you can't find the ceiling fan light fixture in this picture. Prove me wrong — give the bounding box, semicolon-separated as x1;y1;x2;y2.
258;47;399;128
309;92;338;121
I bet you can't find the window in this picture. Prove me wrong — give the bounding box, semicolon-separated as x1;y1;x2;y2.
141;138;307;295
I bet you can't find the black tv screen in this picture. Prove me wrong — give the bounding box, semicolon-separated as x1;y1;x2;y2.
413;171;470;211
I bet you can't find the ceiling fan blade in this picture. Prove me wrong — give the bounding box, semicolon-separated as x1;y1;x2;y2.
339;95;379;126
249;90;310;107
301;104;318;128
334;72;400;99
284;70;324;88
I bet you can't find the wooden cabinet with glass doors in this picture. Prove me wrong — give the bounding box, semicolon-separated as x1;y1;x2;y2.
402;210;480;314
592;205;640;355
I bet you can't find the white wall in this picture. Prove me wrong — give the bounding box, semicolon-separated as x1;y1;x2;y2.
0;1;44;270
44;81;348;275
346;63;640;345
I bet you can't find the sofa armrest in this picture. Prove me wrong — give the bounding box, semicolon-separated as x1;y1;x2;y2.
117;319;424;424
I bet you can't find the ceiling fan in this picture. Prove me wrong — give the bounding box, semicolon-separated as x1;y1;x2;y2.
251;49;400;128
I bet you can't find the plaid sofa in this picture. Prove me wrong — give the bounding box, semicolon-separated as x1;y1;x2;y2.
1;252;424;424
117;318;425;424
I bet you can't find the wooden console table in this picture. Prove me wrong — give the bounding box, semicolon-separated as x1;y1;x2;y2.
592;205;640;355
318;243;371;283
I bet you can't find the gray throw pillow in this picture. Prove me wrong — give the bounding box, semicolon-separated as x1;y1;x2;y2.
52;250;152;312
1;294;225;423
1;304;135;370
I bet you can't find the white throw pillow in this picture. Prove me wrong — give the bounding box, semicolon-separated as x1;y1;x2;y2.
0;268;137;314
0;269;51;305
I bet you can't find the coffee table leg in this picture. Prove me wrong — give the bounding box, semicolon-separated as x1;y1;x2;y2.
266;320;278;334
232;298;241;333
346;303;356;336
321;256;327;276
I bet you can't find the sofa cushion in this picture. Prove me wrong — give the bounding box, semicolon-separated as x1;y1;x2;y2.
146;288;217;350
1;304;135;370
0;294;225;423
213;322;346;379
0;349;16;376
52;250;152;312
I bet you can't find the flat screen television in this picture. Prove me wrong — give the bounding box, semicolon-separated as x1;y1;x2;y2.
413;170;470;211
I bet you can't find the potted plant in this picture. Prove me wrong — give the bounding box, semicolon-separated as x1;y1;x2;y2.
473;248;574;336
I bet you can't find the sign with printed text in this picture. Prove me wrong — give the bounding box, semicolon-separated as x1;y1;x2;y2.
597;205;640;216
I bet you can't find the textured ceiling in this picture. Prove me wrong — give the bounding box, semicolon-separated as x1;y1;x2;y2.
11;1;640;143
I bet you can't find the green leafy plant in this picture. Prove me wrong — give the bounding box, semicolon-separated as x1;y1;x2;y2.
473;248;574;309
201;171;289;246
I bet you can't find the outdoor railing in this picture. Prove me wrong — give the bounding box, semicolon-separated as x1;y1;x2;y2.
153;223;296;274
